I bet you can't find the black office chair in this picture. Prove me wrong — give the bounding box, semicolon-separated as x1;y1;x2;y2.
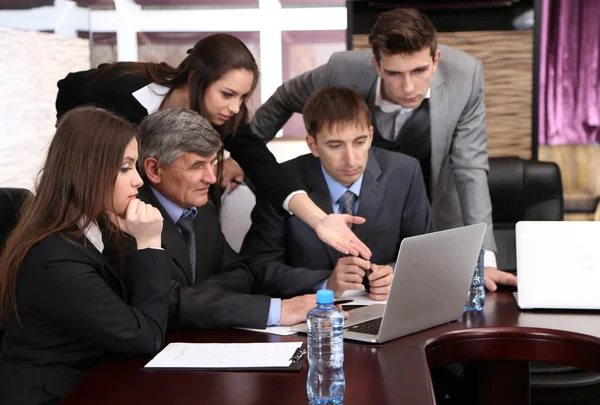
0;187;31;248
0;187;32;347
488;156;564;272
488;157;600;405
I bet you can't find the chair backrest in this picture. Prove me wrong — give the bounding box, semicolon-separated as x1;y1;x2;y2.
219;184;256;253
0;187;31;249
488;157;563;272
0;187;31;346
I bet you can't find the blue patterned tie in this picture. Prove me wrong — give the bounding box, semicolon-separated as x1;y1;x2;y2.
338;191;357;228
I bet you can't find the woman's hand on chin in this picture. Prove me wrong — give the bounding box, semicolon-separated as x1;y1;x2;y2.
107;199;164;249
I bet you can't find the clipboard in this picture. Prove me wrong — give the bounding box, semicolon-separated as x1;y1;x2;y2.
143;342;307;372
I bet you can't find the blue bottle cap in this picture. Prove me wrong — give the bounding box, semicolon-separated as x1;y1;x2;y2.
316;289;334;304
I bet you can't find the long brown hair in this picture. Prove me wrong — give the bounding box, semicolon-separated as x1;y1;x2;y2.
119;33;259;139
0;107;137;324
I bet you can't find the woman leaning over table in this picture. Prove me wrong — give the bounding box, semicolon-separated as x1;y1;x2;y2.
55;33;371;260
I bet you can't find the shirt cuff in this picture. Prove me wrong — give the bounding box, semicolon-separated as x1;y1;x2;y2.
484;249;497;268
282;190;308;214
314;279;328;292
267;298;282;326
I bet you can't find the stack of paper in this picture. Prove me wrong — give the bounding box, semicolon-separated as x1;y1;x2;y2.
144;342;303;370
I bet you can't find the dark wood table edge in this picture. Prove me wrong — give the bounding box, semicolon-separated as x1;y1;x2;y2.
419;326;600;405
423;326;600;372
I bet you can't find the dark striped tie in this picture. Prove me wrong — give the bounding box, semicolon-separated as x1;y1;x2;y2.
177;214;196;283
338;191;357;228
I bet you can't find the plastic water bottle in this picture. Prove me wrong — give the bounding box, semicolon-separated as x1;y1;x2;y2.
465;247;486;311
306;289;345;405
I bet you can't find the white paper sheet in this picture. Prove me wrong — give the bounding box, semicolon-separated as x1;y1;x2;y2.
338;287;387;306
237;326;298;336
144;341;303;369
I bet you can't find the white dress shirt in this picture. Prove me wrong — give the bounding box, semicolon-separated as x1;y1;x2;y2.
78;219;104;253
374;78;431;142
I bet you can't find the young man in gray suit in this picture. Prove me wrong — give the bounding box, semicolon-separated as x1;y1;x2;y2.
246;8;516;291
241;87;431;300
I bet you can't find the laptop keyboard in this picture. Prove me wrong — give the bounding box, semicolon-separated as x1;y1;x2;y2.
345;317;382;336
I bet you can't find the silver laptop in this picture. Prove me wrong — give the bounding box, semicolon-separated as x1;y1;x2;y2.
292;223;487;343
515;221;600;310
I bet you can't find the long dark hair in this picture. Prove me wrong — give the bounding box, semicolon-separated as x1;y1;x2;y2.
121;33;260;139
0;107;137;324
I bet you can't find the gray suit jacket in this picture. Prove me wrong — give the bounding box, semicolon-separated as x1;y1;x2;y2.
251;45;496;251
240;148;432;298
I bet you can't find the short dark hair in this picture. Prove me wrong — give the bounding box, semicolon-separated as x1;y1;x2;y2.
303;87;371;137
368;8;437;61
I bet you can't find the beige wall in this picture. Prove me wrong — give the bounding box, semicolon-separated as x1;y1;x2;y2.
0;28;90;191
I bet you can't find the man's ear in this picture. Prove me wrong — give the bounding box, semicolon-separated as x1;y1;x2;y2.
367;125;374;147
432;49;441;73
371;56;382;78
144;158;161;185
305;134;320;158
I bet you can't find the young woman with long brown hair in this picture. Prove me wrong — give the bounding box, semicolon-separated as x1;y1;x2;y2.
55;33;371;260
0;107;170;405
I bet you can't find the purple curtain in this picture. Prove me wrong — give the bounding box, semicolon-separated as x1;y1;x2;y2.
539;0;600;145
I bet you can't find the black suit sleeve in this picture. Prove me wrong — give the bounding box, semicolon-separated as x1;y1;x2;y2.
401;161;433;239
56;65;149;125
56;71;87;120
224;123;304;209
240;196;331;299
168;210;272;330
34;248;170;355
56;66;114;120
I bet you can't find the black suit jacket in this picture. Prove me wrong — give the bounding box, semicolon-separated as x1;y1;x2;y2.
0;234;170;405
55;63;302;208
241;148;432;298
137;183;271;330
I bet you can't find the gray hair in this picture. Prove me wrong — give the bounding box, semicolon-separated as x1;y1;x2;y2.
137;108;223;176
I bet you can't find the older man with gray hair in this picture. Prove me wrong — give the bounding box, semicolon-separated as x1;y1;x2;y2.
135;108;317;330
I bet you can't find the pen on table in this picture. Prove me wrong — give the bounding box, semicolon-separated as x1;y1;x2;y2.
334;300;353;305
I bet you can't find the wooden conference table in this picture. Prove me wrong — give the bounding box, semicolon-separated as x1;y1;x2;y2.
60;289;600;405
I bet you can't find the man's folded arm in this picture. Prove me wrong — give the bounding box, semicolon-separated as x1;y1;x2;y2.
167;281;271;330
